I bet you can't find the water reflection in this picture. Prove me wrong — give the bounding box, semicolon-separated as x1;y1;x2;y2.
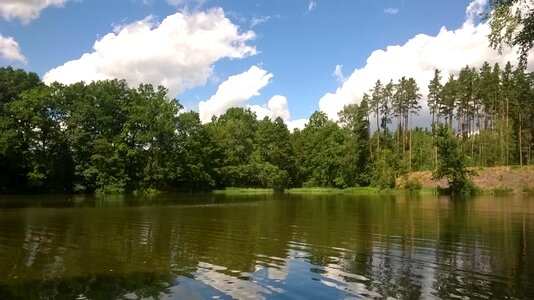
0;194;533;299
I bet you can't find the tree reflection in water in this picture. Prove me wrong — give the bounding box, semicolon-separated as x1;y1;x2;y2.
0;193;532;299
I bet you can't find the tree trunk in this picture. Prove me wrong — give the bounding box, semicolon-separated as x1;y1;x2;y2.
506;97;509;165
529;144;531;165
409;115;413;171
432;111;437;169
376;111;380;153
368;116;373;157
519;112;523;165
404;114;409;155
471;131;475;159
397;116;402;153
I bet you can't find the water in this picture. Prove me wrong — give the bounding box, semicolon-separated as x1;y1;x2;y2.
0;193;532;299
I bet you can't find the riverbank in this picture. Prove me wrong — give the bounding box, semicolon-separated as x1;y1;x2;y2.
215;187;438;195
215;166;534;196
285;187;434;195
400;165;534;195
213;188;275;194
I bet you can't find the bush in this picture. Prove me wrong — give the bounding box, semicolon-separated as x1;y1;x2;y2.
405;177;423;191
433;125;475;196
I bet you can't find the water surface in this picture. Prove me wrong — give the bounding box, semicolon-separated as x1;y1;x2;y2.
0;193;533;299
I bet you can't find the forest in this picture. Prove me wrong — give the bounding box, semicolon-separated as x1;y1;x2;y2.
0;62;533;194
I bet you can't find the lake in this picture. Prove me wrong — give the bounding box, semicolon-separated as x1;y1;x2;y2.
0;193;532;299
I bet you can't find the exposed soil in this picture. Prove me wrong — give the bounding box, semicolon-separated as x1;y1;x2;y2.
399;165;534;192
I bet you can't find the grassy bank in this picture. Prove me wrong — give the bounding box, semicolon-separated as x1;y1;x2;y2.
214;183;533;196
286;187;437;195
213;188;275;194
213;187;436;195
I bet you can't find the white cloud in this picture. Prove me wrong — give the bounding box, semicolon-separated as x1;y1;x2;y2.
307;1;317;13
0;34;26;63
286;119;308;131
43;8;256;97
383;7;399;15
249;95;290;121
198;65;273;123
251;15;271;27
319;0;533;122
465;0;487;24
0;0;69;24
198;66;306;130
248;96;308;131
333;64;346;83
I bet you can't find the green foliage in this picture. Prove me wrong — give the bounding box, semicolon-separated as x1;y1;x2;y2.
411;128;434;171
95;181;126;195
491;187;513;196
522;187;534;195
132;188;161;196
297;111;344;187
338;101;371;187
1;63;533;195
254;117;296;189
370;149;398;188
404;177;423;191
433;125;476;195
0;67;43;193
213;188;274;194
487;0;534;67
0;66;41;106
174;111;215;190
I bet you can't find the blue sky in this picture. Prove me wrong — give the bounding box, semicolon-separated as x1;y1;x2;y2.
0;0;529;128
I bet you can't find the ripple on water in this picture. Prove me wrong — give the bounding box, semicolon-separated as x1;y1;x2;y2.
0;194;533;299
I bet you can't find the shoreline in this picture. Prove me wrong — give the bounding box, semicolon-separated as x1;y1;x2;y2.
400;165;534;195
213;186;533;196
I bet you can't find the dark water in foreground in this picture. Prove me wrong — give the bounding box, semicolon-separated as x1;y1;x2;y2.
0;193;533;299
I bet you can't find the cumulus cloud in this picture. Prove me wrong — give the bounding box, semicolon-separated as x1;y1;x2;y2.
286;119;308;131
249;96;310;131
0;0;69;24
383;7;399;15
43;8;256;96
198;66;306;130
249;95;290;121
248;96;307;131
0;34;26;63
319;0;533;122
198;65;273;123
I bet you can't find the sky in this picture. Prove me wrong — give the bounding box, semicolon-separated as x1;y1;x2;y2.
0;0;532;129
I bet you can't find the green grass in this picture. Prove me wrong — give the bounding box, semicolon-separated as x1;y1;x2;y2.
133;188;161;196
414;187;438;195
286;187;437;195
486;186;534;196
213;188;274;194
491;187;513;196
343;187;395;195
469;186;534;196
286;187;342;194
93;194;126;207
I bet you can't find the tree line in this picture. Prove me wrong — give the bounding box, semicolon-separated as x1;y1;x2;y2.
0;63;533;194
